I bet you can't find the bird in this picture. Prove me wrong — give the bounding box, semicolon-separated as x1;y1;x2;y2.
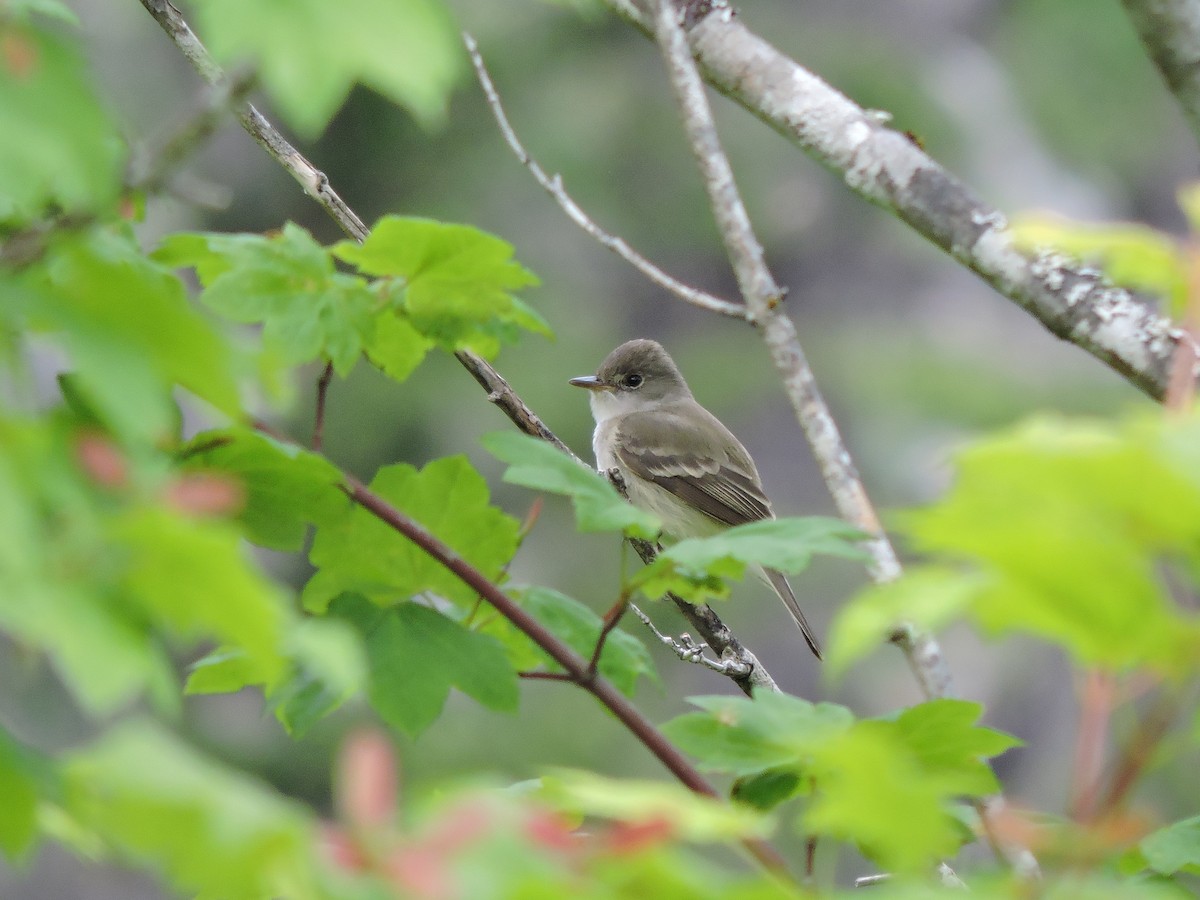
569;338;821;659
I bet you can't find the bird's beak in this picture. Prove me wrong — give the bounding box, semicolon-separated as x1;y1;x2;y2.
568;375;611;392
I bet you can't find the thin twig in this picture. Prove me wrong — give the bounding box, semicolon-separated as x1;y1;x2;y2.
462;32;750;322
1095;687;1187;817
1120;0;1200;151
1068;670;1116;821
649;0;1036;877
137;0;783;698
313;361;334;451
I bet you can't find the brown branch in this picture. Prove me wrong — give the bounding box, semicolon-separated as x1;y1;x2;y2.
1068;670;1116;821
313;360;334;452
603;0;1194;403
338;469;792;878
1094;687;1186;817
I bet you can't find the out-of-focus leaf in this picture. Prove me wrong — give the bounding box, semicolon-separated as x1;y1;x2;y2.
63;720;319;899
0;726;50;860
482;431;661;539
304;455;520;611
1139;815;1200;876
0;19;121;222
541;770;772;842
189;0;461;138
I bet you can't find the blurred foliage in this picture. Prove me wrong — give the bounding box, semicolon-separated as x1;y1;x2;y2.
4;0;1200;897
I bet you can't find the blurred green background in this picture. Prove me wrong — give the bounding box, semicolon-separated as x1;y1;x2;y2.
3;0;1197;894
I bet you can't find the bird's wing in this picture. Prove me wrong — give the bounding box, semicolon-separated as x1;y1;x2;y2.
613;404;771;527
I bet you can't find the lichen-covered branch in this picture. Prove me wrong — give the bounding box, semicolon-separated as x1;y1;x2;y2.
605;0;1193;402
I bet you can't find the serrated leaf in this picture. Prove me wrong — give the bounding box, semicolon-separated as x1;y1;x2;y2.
365;309;432;382
156;223;378;376
335;216;547;357
304;455;520;611
482;431;661;539
508;586;656;696
334;595;517;736
0;20;121;222
633;517;867;603
190;0;461;139
1140;815;1200;875
541;770;772;842
181;428;344;551
63;720;319;899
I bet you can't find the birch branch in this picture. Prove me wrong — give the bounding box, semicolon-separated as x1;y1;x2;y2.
604;0;1195;402
1120;0;1200;150
136;0;783;698
649;0;1037;877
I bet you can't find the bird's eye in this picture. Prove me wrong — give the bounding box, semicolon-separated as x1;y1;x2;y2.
624;373;643;389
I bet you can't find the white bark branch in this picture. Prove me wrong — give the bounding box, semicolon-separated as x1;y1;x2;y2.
649;0;1037;877
606;0;1194;402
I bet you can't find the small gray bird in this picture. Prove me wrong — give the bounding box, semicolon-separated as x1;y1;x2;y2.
570;338;821;659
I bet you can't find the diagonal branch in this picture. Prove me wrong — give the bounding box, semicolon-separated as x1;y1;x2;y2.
1120;0;1200;151
136;0;781;698
649;0;1037;877
604;0;1194;403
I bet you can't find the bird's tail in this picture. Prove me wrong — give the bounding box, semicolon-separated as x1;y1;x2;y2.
763;567;822;660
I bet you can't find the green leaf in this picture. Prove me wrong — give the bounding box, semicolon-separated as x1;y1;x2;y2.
825;565;986;678
541;769;772;842
156;223;378;376
510;586;656;696
1140;815;1200;875
1010;214;1187;313
190;0;461;139
0;19;121;222
901;415;1200;674
730;770;803;812
663;693;855;778
0;726;50;860
879;700;1021;796
335;595;517;736
634;517;867;603
24;229;239;443
334;216;547;357
180;428;344;551
482;431;661;539
364;308;433;382
304;455;520;611
63;720;319;899
802;726;965;874
114;508;290;689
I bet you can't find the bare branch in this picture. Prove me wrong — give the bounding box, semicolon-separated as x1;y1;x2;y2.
604;0;1194;402
649;0;1036;876
1121;0;1200;150
462;31;750;322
